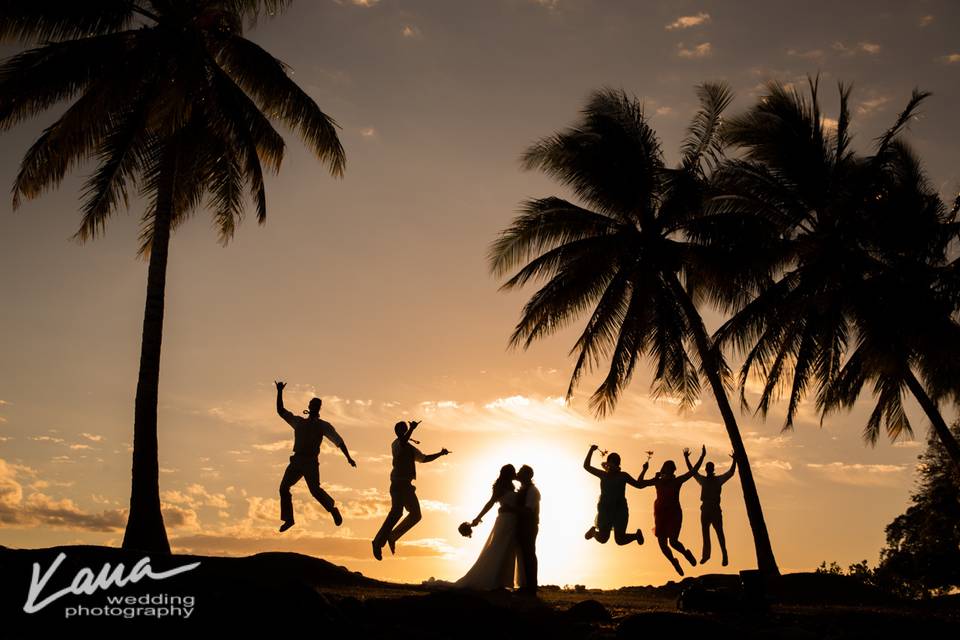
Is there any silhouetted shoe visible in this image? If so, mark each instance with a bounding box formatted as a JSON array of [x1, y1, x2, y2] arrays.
[[279, 520, 295, 533], [700, 554, 710, 564], [387, 536, 396, 555], [635, 528, 644, 545], [670, 558, 684, 576], [372, 541, 383, 561], [721, 555, 729, 567], [331, 507, 343, 526], [682, 549, 697, 566], [584, 527, 597, 540]]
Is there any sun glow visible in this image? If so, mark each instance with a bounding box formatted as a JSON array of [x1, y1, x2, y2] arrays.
[[451, 438, 599, 586]]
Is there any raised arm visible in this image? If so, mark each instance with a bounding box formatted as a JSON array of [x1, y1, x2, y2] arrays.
[[275, 380, 293, 423], [583, 445, 603, 478], [678, 445, 706, 482], [399, 420, 420, 444], [720, 453, 738, 483], [683, 446, 704, 481], [635, 461, 656, 488]]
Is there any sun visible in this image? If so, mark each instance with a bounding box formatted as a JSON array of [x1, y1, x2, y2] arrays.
[[452, 437, 599, 586]]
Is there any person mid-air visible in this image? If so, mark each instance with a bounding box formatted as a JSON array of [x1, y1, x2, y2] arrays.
[[372, 420, 450, 560], [582, 444, 645, 546], [274, 380, 356, 533], [687, 451, 738, 566]]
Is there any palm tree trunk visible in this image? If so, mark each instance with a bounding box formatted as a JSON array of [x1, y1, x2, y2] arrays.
[[121, 160, 175, 554], [904, 370, 960, 476], [671, 277, 780, 575]]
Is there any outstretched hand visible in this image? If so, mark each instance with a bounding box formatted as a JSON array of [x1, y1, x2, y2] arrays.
[[275, 380, 286, 392], [589, 444, 599, 452], [701, 444, 707, 457], [409, 420, 421, 429], [440, 448, 451, 456], [682, 447, 691, 457], [348, 457, 357, 468]]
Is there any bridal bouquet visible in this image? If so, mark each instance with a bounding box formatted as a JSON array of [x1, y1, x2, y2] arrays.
[[457, 522, 473, 538]]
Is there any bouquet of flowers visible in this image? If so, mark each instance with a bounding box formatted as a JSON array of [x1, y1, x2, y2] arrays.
[[458, 522, 474, 538]]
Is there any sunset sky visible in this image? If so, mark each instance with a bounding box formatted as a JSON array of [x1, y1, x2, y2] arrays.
[[1, 0, 959, 589]]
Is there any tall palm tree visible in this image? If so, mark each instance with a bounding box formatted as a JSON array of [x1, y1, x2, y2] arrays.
[[0, 1, 346, 552], [711, 78, 960, 475], [489, 85, 780, 575]]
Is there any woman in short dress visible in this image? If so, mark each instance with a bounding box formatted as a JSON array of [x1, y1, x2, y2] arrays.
[[640, 445, 705, 576], [582, 445, 645, 546]]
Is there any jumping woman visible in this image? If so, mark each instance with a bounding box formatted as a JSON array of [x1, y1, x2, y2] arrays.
[[582, 444, 645, 546]]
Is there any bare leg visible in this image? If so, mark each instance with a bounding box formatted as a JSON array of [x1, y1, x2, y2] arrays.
[[658, 536, 683, 576], [669, 537, 697, 566], [613, 524, 640, 546]]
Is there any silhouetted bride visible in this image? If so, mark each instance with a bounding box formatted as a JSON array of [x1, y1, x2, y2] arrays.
[[454, 464, 523, 590]]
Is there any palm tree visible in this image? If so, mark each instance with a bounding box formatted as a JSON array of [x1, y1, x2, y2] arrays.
[[0, 1, 346, 552], [711, 78, 960, 475], [489, 85, 780, 575]]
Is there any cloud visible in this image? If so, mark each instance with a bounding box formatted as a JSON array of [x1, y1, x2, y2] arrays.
[[338, 0, 381, 7], [806, 462, 906, 487], [655, 106, 673, 116], [253, 440, 289, 452], [531, 0, 560, 10], [79, 433, 103, 442], [677, 42, 712, 59], [31, 436, 65, 444], [666, 12, 711, 30], [941, 53, 960, 64], [832, 41, 881, 56], [359, 127, 377, 138], [401, 25, 421, 39], [69, 444, 92, 450], [919, 15, 934, 27], [753, 459, 796, 483], [857, 96, 890, 115], [822, 117, 839, 132]]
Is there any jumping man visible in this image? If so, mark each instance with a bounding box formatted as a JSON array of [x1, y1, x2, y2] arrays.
[[275, 380, 356, 533], [372, 420, 449, 560]]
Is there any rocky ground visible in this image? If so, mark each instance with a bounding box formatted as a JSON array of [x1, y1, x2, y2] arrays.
[[1, 545, 956, 638]]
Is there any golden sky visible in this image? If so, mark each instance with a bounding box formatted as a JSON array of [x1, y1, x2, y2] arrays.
[[1, 0, 959, 588]]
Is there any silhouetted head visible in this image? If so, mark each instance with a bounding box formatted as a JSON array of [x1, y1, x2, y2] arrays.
[[658, 460, 677, 479], [601, 452, 621, 472], [394, 421, 408, 438], [492, 464, 517, 497], [517, 465, 534, 485], [305, 398, 322, 417], [705, 461, 715, 476]]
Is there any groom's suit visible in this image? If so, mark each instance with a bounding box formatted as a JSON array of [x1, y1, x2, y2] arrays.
[[516, 481, 540, 593]]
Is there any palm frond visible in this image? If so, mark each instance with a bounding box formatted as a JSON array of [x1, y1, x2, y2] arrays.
[[0, 0, 136, 42]]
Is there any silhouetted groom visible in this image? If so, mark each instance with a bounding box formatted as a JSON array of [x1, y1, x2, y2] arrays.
[[275, 380, 356, 533], [372, 420, 449, 560], [516, 464, 540, 595]]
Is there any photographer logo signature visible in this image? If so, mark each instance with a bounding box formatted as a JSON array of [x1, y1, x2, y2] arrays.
[[23, 551, 201, 614]]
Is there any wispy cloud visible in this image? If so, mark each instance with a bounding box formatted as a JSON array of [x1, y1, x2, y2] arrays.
[[79, 433, 103, 442], [666, 12, 711, 31], [940, 53, 960, 64], [857, 95, 891, 115], [919, 15, 934, 27], [677, 42, 712, 59], [806, 462, 906, 487], [401, 25, 422, 39], [531, 0, 560, 10], [832, 41, 881, 56]]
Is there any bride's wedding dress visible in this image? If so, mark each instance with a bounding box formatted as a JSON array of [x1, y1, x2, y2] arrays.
[[454, 490, 526, 590]]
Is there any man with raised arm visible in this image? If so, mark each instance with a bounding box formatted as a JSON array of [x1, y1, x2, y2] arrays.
[[274, 380, 356, 533], [686, 450, 738, 566], [372, 420, 450, 560]]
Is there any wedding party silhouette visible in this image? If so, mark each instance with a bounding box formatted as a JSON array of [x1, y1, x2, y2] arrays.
[[372, 420, 450, 560], [274, 381, 356, 533]]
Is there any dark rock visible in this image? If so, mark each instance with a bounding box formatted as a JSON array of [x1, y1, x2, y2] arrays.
[[566, 599, 612, 623], [617, 612, 730, 638]]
